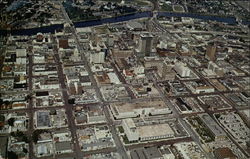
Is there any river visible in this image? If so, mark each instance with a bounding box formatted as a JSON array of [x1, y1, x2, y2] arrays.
[[0, 11, 249, 36]]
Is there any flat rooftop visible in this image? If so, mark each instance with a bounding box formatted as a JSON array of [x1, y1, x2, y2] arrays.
[[198, 113, 226, 137], [111, 100, 167, 112], [55, 141, 71, 151], [138, 123, 174, 138], [141, 33, 153, 38]]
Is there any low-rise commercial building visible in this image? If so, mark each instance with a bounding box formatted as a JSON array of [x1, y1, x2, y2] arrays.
[[173, 62, 191, 77], [111, 101, 171, 119], [198, 113, 227, 141], [122, 118, 175, 142]]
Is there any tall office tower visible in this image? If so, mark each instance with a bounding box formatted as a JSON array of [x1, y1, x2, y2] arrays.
[[205, 45, 217, 61], [138, 33, 154, 57]]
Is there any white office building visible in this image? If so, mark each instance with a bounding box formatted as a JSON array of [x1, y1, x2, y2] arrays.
[[122, 118, 139, 142], [137, 33, 154, 57], [174, 62, 191, 77]]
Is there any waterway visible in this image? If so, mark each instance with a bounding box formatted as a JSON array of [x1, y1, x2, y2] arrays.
[[0, 11, 249, 36]]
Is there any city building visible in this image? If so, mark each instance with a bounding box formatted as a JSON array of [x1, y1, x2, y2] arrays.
[[110, 100, 171, 119], [208, 61, 224, 76], [205, 45, 217, 61], [198, 113, 227, 141], [58, 38, 69, 49], [0, 136, 8, 159], [122, 118, 139, 142], [137, 33, 154, 57], [1, 2, 250, 159], [174, 142, 207, 159], [126, 21, 143, 31], [158, 60, 176, 80], [90, 51, 105, 64], [130, 147, 166, 159], [144, 56, 163, 69], [55, 141, 72, 154], [213, 147, 237, 159], [77, 125, 115, 151], [173, 62, 191, 77], [74, 105, 105, 125], [122, 118, 175, 142], [186, 81, 215, 94], [138, 123, 174, 141], [217, 112, 250, 147]]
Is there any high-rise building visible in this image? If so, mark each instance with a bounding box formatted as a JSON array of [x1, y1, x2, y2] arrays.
[[138, 33, 154, 57], [206, 45, 217, 61]]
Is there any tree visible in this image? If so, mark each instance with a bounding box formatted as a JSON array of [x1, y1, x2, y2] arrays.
[[0, 115, 5, 122], [8, 118, 15, 126], [7, 151, 18, 159], [0, 99, 3, 105], [22, 135, 29, 143], [10, 132, 16, 137], [3, 100, 11, 105], [32, 129, 48, 143], [25, 95, 32, 101], [32, 130, 40, 143], [118, 126, 124, 133], [16, 129, 24, 136], [23, 148, 28, 153]]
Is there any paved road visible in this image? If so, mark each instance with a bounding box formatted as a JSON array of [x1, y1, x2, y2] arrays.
[[126, 137, 192, 150], [27, 53, 36, 159], [14, 2, 248, 159], [147, 72, 213, 159], [110, 62, 136, 99], [51, 36, 82, 159], [60, 3, 129, 159], [151, 17, 249, 157], [145, 16, 217, 158], [188, 63, 250, 158]]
